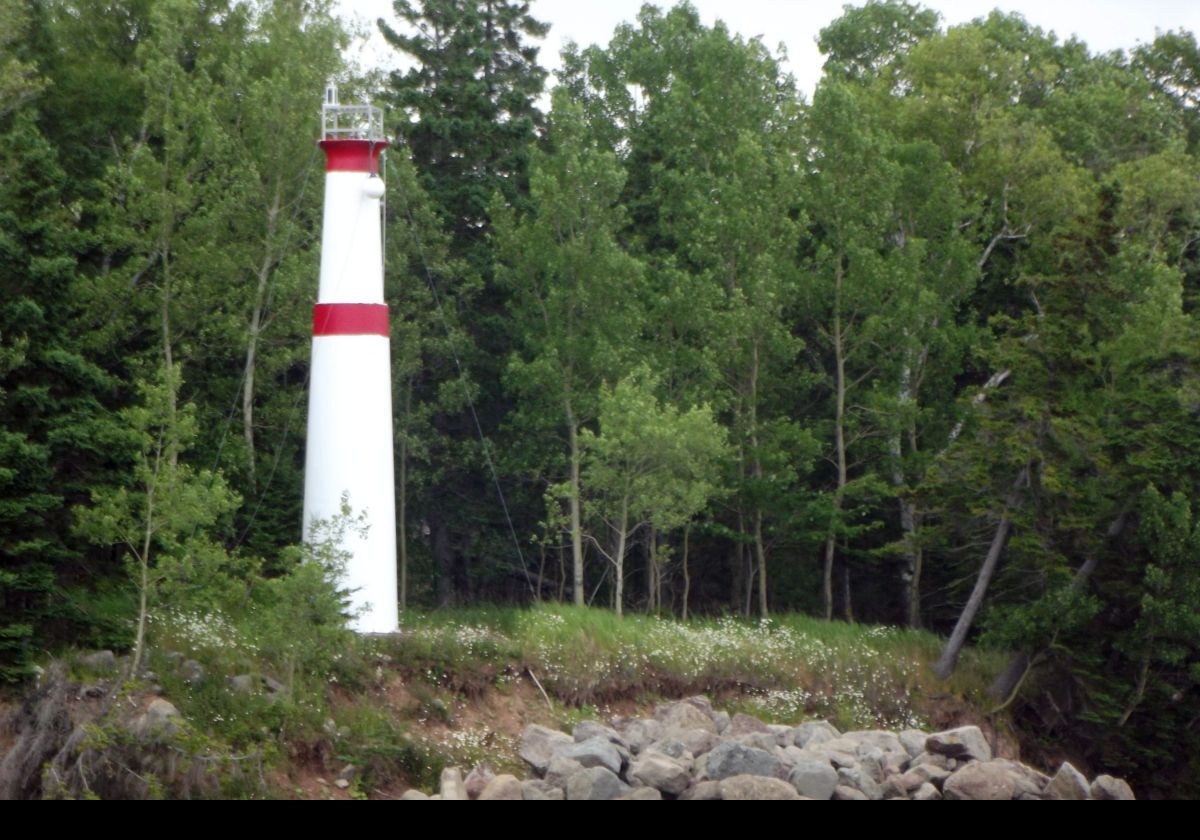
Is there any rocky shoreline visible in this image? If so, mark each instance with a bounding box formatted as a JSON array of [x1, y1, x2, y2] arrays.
[[410, 696, 1136, 801]]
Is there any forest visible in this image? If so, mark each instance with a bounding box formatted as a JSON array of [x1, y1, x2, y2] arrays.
[[1, 0, 1198, 793]]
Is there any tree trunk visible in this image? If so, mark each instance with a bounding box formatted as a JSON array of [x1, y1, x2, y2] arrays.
[[749, 339, 769, 619], [398, 379, 410, 611], [566, 408, 584, 607], [242, 188, 281, 478], [433, 513, 453, 607], [934, 471, 1027, 679], [824, 260, 848, 621], [681, 523, 691, 620], [614, 499, 628, 618]]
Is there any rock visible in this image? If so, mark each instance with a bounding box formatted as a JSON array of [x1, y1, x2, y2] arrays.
[[521, 779, 564, 800], [925, 725, 992, 762], [712, 711, 731, 733], [680, 780, 723, 800], [544, 754, 586, 789], [566, 766, 631, 801], [909, 751, 954, 771], [788, 757, 838, 800], [807, 737, 860, 769], [893, 763, 950, 793], [400, 789, 429, 801], [562, 736, 624, 775], [629, 752, 692, 796], [81, 684, 105, 699], [334, 779, 350, 790], [617, 786, 663, 800], [793, 720, 840, 748], [654, 727, 718, 758], [943, 761, 1017, 801], [734, 732, 779, 752], [322, 718, 339, 737], [80, 650, 117, 673], [519, 724, 574, 775], [1090, 774, 1135, 801], [705, 741, 783, 781], [440, 767, 467, 801], [336, 764, 357, 783], [478, 775, 523, 801], [229, 674, 256, 694], [611, 717, 663, 754], [766, 724, 793, 747], [726, 712, 771, 737], [899, 729, 927, 758], [844, 729, 906, 759], [131, 698, 181, 740], [719, 774, 801, 800], [263, 675, 285, 695], [833, 784, 870, 800], [653, 700, 718, 734], [838, 766, 883, 800], [1044, 761, 1090, 800], [857, 747, 885, 784], [990, 758, 1049, 798], [574, 720, 629, 750], [181, 659, 204, 684], [880, 777, 908, 799], [464, 763, 495, 799], [646, 736, 694, 763], [913, 782, 943, 801]]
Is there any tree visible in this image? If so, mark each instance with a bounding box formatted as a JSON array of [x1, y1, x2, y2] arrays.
[[494, 91, 645, 606], [575, 368, 729, 617]]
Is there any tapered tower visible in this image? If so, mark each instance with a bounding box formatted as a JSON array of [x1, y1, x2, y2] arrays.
[[302, 84, 397, 633]]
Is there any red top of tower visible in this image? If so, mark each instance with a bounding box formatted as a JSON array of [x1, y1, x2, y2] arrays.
[[320, 83, 387, 173], [319, 139, 389, 173]]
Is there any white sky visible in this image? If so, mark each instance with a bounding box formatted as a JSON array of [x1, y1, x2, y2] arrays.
[[339, 0, 1200, 98]]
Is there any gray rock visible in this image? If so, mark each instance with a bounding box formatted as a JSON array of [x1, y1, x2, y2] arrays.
[[833, 784, 871, 800], [181, 659, 204, 684], [726, 712, 771, 737], [734, 732, 779, 752], [788, 757, 838, 800], [680, 780, 723, 800], [899, 729, 927, 758], [925, 725, 992, 762], [838, 766, 883, 800], [845, 729, 907, 760], [400, 789, 429, 801], [653, 700, 718, 734], [808, 737, 860, 769], [82, 684, 105, 699], [913, 782, 943, 801], [629, 752, 692, 796], [766, 724, 793, 747], [991, 758, 1049, 798], [337, 764, 357, 783], [712, 711, 731, 733], [566, 766, 632, 801], [655, 726, 718, 757], [80, 650, 117, 673], [1044, 761, 1090, 800], [881, 777, 909, 799], [478, 774, 523, 800], [893, 763, 950, 793], [1090, 774, 1135, 801], [574, 720, 629, 749], [544, 753, 586, 789], [440, 766, 467, 801], [464, 763, 495, 799], [858, 747, 885, 783], [793, 720, 840, 748], [334, 778, 351, 790], [647, 736, 694, 763], [719, 774, 802, 800], [617, 786, 663, 800], [909, 751, 954, 771], [611, 717, 664, 754], [562, 736, 624, 775], [943, 761, 1017, 801], [521, 779, 564, 800], [263, 675, 286, 694], [519, 724, 574, 775], [705, 741, 783, 781], [229, 673, 256, 693], [131, 698, 181, 740]]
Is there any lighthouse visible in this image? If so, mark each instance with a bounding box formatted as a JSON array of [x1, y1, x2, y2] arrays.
[[302, 84, 398, 634]]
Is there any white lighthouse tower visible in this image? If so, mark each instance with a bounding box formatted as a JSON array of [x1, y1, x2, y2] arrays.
[[303, 84, 398, 634]]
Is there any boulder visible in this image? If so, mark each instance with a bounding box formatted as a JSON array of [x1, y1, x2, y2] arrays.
[[1090, 774, 1135, 801], [464, 763, 495, 799], [80, 650, 117, 673], [519, 724, 574, 775], [562, 736, 624, 775], [440, 766, 467, 801], [573, 720, 629, 750], [679, 780, 723, 800], [653, 700, 718, 735], [726, 712, 771, 737], [566, 766, 632, 801], [704, 741, 783, 781], [1044, 761, 1090, 801], [521, 779, 564, 800], [478, 775, 523, 801], [617, 786, 663, 800], [925, 725, 992, 762], [793, 720, 840, 748], [788, 757, 838, 800], [629, 752, 692, 796], [130, 698, 181, 740], [942, 761, 1016, 801], [400, 789, 429, 801], [913, 782, 942, 801], [719, 774, 802, 800]]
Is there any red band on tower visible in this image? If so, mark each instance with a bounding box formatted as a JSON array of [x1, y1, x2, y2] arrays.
[[313, 303, 389, 336], [319, 139, 389, 173]]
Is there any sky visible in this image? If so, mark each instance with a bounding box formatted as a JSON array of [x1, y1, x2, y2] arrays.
[[338, 0, 1200, 97]]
